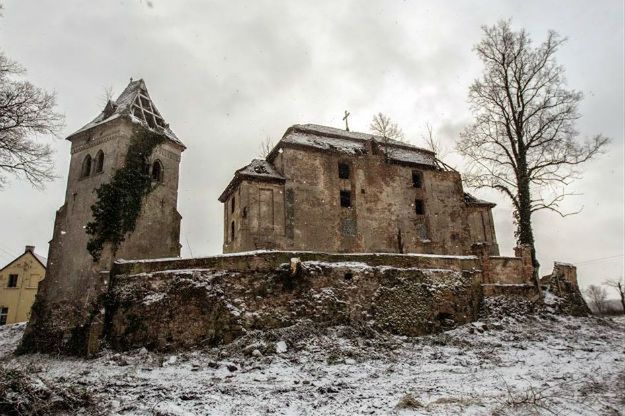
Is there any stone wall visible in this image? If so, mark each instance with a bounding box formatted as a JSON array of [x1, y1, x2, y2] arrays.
[[104, 258, 482, 352]]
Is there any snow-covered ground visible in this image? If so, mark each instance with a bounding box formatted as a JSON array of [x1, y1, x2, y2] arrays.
[[1, 306, 624, 415]]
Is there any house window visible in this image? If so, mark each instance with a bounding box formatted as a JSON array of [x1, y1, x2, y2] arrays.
[[7, 274, 18, 288], [230, 220, 235, 241], [0, 308, 7, 325], [80, 154, 92, 178], [231, 196, 236, 213], [415, 199, 425, 215], [340, 190, 351, 208], [152, 160, 163, 182], [338, 162, 350, 179], [95, 150, 104, 174], [412, 170, 423, 188]]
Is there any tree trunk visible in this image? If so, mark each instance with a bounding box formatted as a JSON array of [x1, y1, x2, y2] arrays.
[[517, 168, 542, 291]]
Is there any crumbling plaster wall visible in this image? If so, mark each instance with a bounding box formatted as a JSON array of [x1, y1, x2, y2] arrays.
[[230, 146, 491, 255]]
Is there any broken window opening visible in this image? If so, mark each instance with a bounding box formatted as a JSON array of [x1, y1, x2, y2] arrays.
[[0, 307, 7, 325], [340, 190, 351, 208], [412, 170, 423, 188], [415, 199, 425, 215], [230, 221, 235, 241], [231, 196, 236, 213], [338, 162, 350, 179]]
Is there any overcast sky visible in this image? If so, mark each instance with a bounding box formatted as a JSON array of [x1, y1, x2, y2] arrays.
[[1, 0, 623, 289]]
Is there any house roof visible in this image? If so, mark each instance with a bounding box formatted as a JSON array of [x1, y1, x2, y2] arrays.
[[218, 159, 285, 202], [268, 124, 437, 168], [67, 79, 185, 149], [0, 250, 47, 273], [464, 192, 496, 208]]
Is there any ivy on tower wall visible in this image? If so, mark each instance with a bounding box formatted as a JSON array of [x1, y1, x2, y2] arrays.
[[86, 127, 165, 261]]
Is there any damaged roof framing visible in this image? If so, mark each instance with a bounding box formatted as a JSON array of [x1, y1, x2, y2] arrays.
[[66, 79, 185, 149]]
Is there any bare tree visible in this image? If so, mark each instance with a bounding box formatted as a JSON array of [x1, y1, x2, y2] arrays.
[[0, 52, 64, 189], [584, 284, 608, 315], [98, 85, 115, 106], [258, 136, 274, 158], [604, 278, 625, 313], [458, 21, 609, 280], [370, 113, 405, 142], [370, 112, 407, 163]]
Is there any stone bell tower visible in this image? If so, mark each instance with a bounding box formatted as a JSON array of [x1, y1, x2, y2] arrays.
[[19, 79, 185, 355]]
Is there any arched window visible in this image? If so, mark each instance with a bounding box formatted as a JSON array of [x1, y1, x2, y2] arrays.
[[81, 154, 92, 178], [95, 150, 104, 174], [151, 160, 163, 182]]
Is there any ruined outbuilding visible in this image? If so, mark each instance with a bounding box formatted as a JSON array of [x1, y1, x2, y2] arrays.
[[19, 79, 185, 355], [219, 124, 499, 256]]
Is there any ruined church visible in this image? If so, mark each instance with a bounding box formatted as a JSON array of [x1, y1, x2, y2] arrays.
[[18, 78, 586, 356], [219, 124, 499, 256]]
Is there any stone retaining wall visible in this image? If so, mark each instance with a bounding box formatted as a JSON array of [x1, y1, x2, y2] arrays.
[[104, 259, 482, 352]]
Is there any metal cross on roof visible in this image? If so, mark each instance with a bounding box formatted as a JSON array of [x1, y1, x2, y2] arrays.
[[342, 110, 350, 132]]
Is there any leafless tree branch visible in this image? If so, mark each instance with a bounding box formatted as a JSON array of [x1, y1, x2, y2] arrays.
[[0, 52, 64, 189]]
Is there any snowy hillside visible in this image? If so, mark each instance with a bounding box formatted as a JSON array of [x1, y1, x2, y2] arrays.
[[1, 299, 624, 415]]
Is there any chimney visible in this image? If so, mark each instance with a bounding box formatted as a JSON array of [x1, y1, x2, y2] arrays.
[[25, 245, 35, 253]]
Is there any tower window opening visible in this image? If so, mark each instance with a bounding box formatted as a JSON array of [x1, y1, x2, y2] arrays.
[[152, 160, 163, 182], [80, 154, 92, 178], [95, 150, 104, 174]]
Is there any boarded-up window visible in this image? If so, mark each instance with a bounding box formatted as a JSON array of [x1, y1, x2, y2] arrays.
[[341, 218, 357, 236], [259, 189, 274, 227], [417, 223, 428, 240], [285, 189, 295, 239]]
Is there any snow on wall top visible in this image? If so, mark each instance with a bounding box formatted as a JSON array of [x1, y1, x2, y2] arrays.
[[67, 79, 185, 148], [276, 124, 437, 167]]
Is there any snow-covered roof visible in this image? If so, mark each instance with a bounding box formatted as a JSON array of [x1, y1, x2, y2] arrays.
[[67, 79, 185, 148], [218, 159, 285, 202], [464, 193, 496, 208], [270, 124, 437, 167]]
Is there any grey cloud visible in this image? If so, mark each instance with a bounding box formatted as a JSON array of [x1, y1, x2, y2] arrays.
[[0, 0, 622, 292]]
